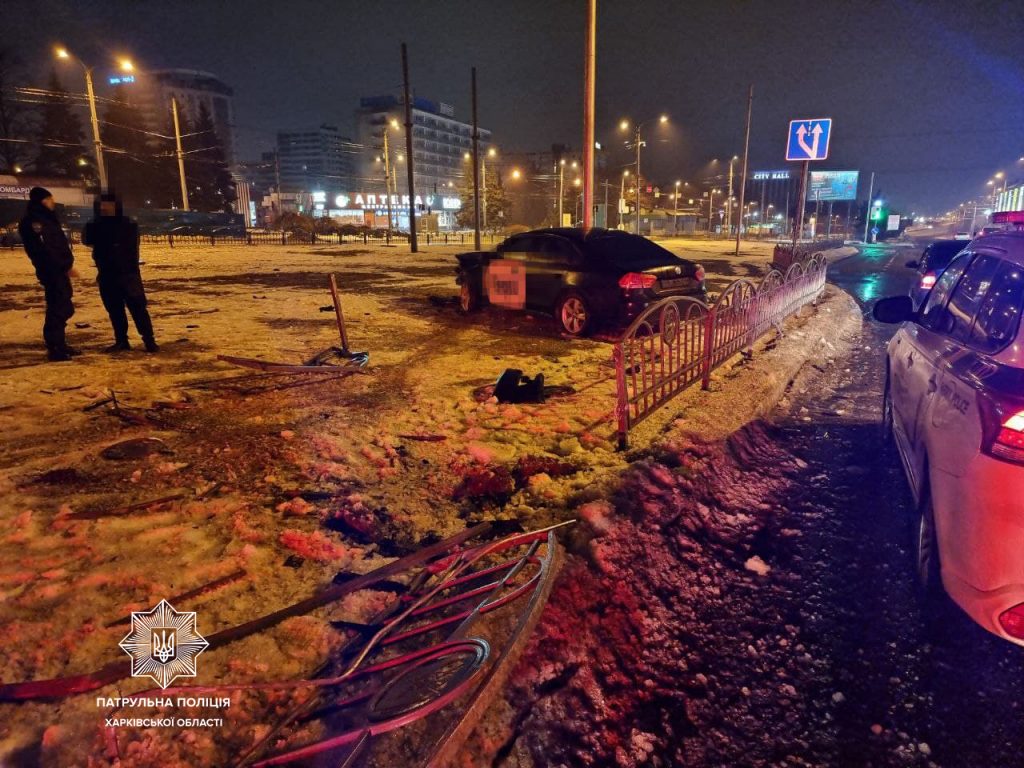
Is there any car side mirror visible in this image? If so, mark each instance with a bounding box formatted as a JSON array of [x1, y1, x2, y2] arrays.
[[905, 260, 919, 269], [872, 295, 916, 324]]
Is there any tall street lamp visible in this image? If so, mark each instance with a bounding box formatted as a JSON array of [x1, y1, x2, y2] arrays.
[[56, 47, 133, 190], [673, 180, 682, 235], [707, 188, 720, 232], [620, 114, 668, 235]]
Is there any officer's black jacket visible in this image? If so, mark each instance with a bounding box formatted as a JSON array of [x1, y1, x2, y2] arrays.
[[18, 201, 74, 281]]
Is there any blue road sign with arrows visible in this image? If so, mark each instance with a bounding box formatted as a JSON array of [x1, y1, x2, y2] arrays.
[[786, 118, 832, 161]]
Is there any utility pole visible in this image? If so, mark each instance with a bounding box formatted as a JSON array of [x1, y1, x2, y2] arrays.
[[735, 84, 753, 255], [171, 97, 189, 211], [401, 43, 418, 252], [635, 125, 642, 235], [471, 67, 481, 250], [619, 171, 628, 229], [673, 182, 680, 235], [582, 0, 596, 230], [382, 127, 393, 234], [558, 160, 565, 225], [83, 68, 106, 189], [862, 171, 875, 243], [708, 190, 716, 232]]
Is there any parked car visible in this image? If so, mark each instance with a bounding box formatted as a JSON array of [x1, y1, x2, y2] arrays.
[[873, 232, 1024, 645], [454, 227, 706, 336], [904, 239, 968, 309]]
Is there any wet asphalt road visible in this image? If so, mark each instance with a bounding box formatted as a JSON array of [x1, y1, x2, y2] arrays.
[[770, 243, 1024, 767]]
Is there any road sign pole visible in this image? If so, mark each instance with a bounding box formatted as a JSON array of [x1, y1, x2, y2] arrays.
[[793, 160, 809, 246], [862, 171, 875, 243]]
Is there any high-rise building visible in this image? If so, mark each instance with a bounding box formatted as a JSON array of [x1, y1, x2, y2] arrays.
[[276, 125, 356, 193], [133, 69, 236, 166], [354, 95, 491, 198]]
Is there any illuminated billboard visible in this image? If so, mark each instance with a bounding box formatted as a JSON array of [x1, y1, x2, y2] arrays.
[[807, 170, 858, 201]]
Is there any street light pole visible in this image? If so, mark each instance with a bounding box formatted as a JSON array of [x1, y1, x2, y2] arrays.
[[171, 97, 189, 211], [619, 170, 628, 229], [382, 127, 394, 235], [401, 42, 418, 252], [708, 189, 716, 232], [735, 83, 753, 255], [862, 171, 875, 243], [726, 157, 734, 238], [582, 0, 596, 231], [558, 159, 565, 225]]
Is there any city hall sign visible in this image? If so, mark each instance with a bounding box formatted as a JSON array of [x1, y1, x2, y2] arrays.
[[327, 192, 461, 212]]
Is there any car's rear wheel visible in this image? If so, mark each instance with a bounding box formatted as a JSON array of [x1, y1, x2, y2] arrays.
[[459, 280, 480, 313], [555, 290, 592, 337], [915, 492, 943, 597]]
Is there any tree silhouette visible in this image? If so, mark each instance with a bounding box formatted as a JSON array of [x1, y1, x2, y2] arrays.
[[185, 101, 235, 212], [34, 70, 85, 178]]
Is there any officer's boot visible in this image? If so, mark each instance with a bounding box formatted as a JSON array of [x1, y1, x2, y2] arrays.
[[105, 337, 131, 353], [47, 347, 72, 362], [143, 337, 160, 353]]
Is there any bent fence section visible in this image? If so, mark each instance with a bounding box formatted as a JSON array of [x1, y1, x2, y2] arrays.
[[614, 254, 827, 448]]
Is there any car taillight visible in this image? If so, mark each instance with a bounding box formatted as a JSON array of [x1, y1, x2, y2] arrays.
[[619, 272, 657, 290], [998, 603, 1024, 639], [980, 398, 1024, 464], [695, 264, 705, 283], [920, 272, 937, 290]]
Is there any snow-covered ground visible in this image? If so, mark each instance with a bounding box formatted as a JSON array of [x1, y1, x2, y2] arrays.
[[0, 236, 836, 766]]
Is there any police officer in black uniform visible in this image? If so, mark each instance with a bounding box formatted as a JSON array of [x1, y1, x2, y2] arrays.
[[83, 192, 158, 353], [18, 187, 78, 362]]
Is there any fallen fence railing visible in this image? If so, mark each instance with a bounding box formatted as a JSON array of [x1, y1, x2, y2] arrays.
[[614, 253, 827, 448]]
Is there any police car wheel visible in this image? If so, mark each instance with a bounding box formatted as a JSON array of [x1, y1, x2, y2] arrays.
[[556, 291, 592, 337], [915, 493, 942, 597]]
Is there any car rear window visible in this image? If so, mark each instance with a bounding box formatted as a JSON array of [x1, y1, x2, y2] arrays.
[[925, 241, 966, 270], [587, 234, 682, 269], [968, 260, 1024, 354]]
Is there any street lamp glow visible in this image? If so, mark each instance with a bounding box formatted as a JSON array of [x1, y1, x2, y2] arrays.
[[619, 119, 629, 132], [390, 119, 400, 129], [512, 168, 521, 179], [464, 152, 471, 161], [623, 169, 630, 177], [659, 114, 668, 124], [119, 58, 134, 72], [55, 47, 70, 60], [487, 147, 496, 157], [573, 178, 581, 187]]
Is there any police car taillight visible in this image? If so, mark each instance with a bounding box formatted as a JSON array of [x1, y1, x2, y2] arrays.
[[980, 399, 1024, 464], [920, 272, 937, 290], [998, 603, 1024, 639], [695, 265, 705, 283]]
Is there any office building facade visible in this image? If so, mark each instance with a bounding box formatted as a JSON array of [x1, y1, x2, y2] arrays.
[[276, 125, 357, 193]]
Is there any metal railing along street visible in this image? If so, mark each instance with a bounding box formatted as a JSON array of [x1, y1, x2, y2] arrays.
[[613, 253, 827, 448]]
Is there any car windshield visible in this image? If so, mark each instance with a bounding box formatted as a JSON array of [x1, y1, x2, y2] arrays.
[[586, 233, 682, 269], [926, 241, 968, 270]]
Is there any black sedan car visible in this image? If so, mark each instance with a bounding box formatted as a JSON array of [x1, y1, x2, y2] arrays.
[[905, 238, 968, 309], [455, 228, 706, 336]]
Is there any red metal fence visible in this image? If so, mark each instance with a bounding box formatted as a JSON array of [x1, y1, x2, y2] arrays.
[[614, 253, 827, 448]]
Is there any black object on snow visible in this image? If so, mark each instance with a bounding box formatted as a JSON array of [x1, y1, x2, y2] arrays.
[[493, 368, 545, 404]]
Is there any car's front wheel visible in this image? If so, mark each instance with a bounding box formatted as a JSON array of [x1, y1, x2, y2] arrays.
[[459, 280, 481, 313], [555, 290, 592, 337]]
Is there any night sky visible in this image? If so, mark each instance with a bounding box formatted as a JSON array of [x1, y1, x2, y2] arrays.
[[4, 0, 1023, 213]]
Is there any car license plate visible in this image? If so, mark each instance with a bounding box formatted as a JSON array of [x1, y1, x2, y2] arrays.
[[660, 278, 689, 288]]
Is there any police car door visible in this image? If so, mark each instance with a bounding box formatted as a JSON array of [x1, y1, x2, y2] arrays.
[[927, 253, 1002, 477], [893, 252, 971, 497]]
